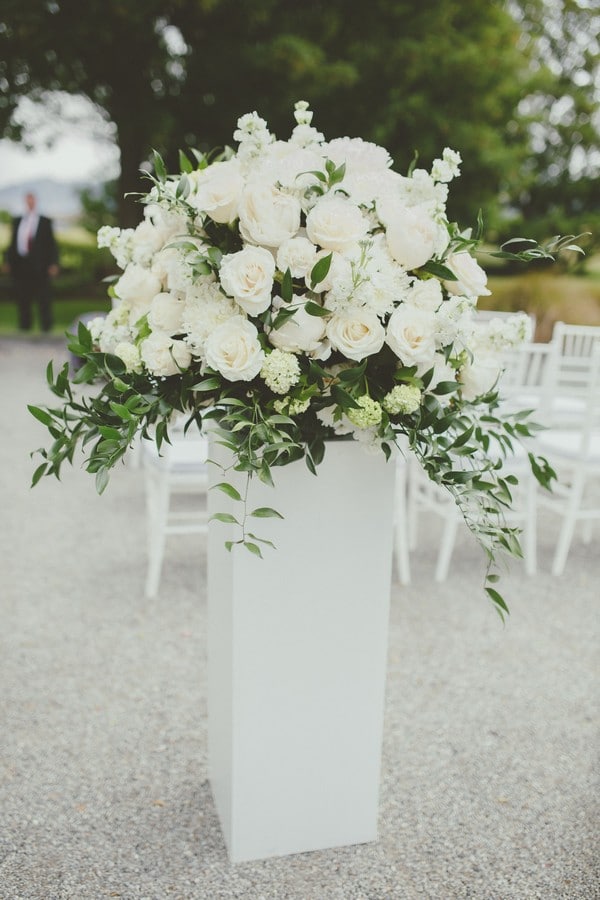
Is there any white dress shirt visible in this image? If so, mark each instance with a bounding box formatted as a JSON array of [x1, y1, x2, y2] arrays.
[[17, 213, 40, 256]]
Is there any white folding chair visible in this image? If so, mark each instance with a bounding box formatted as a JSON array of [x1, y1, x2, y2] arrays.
[[497, 341, 557, 421], [406, 444, 538, 581], [544, 322, 600, 427], [142, 425, 210, 597], [393, 442, 411, 585], [535, 345, 600, 576]]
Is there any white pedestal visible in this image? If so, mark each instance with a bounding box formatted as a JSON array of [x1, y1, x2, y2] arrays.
[[207, 439, 396, 862]]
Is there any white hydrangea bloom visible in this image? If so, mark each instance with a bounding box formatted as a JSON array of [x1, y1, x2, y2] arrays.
[[114, 341, 142, 374], [260, 349, 301, 394], [431, 148, 462, 184]]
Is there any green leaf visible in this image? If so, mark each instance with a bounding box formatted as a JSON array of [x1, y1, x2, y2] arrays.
[[281, 267, 293, 302], [31, 462, 48, 487], [243, 541, 263, 558], [421, 260, 458, 280], [152, 149, 167, 182], [249, 507, 284, 519], [191, 376, 221, 392], [331, 385, 360, 409], [28, 405, 53, 427], [95, 468, 110, 494], [179, 149, 194, 173], [212, 482, 242, 502], [210, 512, 240, 524], [304, 300, 329, 318], [309, 253, 332, 289], [485, 586, 509, 616]]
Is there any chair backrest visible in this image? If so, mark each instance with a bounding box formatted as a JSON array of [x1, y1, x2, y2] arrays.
[[546, 322, 600, 416]]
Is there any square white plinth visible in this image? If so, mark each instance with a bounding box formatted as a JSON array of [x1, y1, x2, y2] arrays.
[[207, 439, 396, 862]]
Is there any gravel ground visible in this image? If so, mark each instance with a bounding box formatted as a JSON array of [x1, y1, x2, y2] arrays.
[[0, 336, 598, 900]]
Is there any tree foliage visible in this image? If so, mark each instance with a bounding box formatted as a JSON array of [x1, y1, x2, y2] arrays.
[[1, 0, 597, 242]]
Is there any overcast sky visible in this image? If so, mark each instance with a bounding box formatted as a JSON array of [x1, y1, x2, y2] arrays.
[[0, 134, 120, 189]]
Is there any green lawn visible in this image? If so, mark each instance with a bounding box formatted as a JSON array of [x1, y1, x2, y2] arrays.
[[0, 297, 111, 336]]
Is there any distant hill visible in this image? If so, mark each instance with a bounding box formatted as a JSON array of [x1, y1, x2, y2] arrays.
[[0, 178, 90, 226]]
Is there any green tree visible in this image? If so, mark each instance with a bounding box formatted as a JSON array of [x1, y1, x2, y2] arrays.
[[1, 0, 597, 242]]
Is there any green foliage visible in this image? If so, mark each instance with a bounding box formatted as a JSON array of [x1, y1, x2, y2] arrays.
[[30, 318, 556, 619], [1, 0, 597, 235]]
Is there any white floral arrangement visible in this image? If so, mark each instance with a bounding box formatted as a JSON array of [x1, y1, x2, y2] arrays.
[[31, 101, 580, 614]]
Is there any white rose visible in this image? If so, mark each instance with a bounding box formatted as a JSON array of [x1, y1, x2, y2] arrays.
[[459, 355, 502, 401], [140, 331, 192, 377], [238, 183, 301, 247], [383, 205, 439, 270], [326, 309, 385, 361], [114, 264, 162, 306], [307, 250, 353, 293], [219, 246, 275, 315], [444, 252, 491, 297], [147, 292, 185, 336], [386, 306, 437, 366], [189, 159, 244, 224], [268, 297, 328, 355], [204, 315, 265, 381], [276, 237, 318, 279], [306, 197, 368, 253], [406, 278, 443, 312]]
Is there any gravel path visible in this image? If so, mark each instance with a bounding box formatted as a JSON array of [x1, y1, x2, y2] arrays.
[[1, 337, 598, 900]]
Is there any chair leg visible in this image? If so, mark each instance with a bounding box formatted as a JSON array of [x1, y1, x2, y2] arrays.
[[523, 475, 537, 577], [435, 512, 459, 582], [552, 470, 585, 577], [394, 461, 411, 585], [145, 474, 170, 597]]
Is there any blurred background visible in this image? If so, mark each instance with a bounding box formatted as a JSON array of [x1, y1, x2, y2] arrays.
[[0, 0, 598, 339]]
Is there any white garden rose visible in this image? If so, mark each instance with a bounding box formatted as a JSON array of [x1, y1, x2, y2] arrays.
[[268, 297, 329, 356], [459, 355, 502, 401], [382, 204, 439, 270], [148, 291, 185, 336], [305, 196, 369, 253], [444, 251, 491, 297], [326, 309, 385, 361], [276, 236, 318, 278], [406, 278, 443, 312], [238, 183, 301, 247], [386, 305, 437, 367], [114, 264, 162, 307], [189, 159, 244, 224], [140, 331, 192, 377], [204, 315, 265, 382], [219, 246, 275, 315]]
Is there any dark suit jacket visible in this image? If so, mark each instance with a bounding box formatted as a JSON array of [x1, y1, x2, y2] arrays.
[[6, 215, 59, 276]]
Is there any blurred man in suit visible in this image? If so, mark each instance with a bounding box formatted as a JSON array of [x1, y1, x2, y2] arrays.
[[5, 192, 59, 332]]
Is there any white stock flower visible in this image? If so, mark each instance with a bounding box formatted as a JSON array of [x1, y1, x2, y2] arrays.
[[204, 315, 265, 382], [276, 236, 318, 279], [326, 309, 385, 361], [140, 331, 192, 377], [182, 282, 238, 354], [219, 246, 275, 315], [431, 148, 462, 184], [238, 183, 301, 247], [188, 159, 244, 224], [386, 305, 437, 367], [383, 204, 439, 270], [444, 252, 491, 297], [97, 226, 135, 269], [306, 196, 369, 253], [148, 292, 185, 336], [268, 297, 329, 356]]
